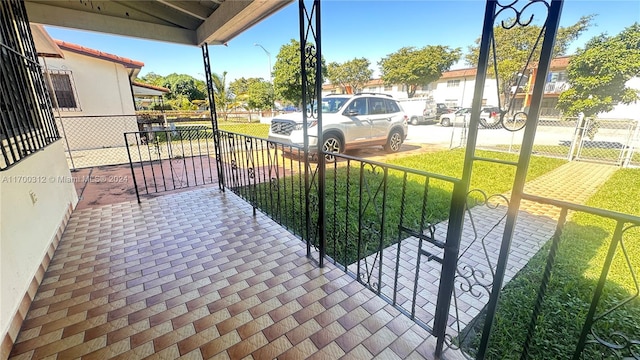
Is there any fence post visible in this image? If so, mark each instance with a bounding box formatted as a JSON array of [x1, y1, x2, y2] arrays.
[[568, 112, 584, 161]]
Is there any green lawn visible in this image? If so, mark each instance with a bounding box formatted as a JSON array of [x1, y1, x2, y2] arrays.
[[218, 123, 270, 138], [244, 149, 566, 266], [462, 168, 640, 359]]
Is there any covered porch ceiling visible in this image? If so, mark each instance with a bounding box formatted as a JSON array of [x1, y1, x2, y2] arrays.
[[24, 0, 294, 46]]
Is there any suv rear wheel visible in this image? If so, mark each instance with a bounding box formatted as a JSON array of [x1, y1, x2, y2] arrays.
[[322, 134, 342, 162], [384, 129, 403, 153]]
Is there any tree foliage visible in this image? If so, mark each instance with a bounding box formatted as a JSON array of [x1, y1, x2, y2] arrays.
[[326, 58, 373, 94], [273, 39, 326, 105], [465, 15, 593, 106], [557, 23, 640, 117], [246, 80, 274, 111], [161, 73, 206, 101], [379, 46, 461, 98], [211, 71, 234, 120]]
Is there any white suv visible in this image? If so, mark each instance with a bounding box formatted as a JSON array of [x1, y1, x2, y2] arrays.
[[268, 94, 408, 161]]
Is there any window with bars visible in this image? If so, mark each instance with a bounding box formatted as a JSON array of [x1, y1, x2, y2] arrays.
[[45, 71, 80, 110]]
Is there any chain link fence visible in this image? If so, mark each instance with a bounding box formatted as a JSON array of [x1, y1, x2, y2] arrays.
[[57, 115, 270, 169], [450, 117, 639, 167]]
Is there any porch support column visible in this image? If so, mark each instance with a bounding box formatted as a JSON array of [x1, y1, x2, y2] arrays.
[[299, 0, 325, 266], [202, 44, 225, 191], [476, 1, 564, 358]]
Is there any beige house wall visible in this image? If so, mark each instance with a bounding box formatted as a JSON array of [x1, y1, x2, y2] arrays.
[[0, 141, 78, 341]]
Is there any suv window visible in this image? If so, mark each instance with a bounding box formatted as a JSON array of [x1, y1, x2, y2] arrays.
[[321, 97, 349, 113], [385, 99, 400, 113], [368, 97, 387, 114], [345, 98, 368, 115]]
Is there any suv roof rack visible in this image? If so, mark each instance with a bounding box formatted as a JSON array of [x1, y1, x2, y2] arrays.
[[354, 92, 393, 98]]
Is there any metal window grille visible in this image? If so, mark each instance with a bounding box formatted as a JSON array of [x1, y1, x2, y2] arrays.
[[45, 70, 81, 110], [0, 0, 60, 170]]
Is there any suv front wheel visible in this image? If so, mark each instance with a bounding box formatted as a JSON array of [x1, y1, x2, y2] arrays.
[[322, 134, 343, 162], [384, 129, 403, 153]]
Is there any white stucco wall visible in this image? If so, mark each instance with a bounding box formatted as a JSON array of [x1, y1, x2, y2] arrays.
[[0, 141, 78, 339], [433, 77, 499, 108], [44, 51, 135, 116], [43, 52, 139, 149]]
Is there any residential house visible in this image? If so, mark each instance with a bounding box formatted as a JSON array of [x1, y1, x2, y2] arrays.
[[322, 79, 433, 99], [321, 68, 501, 107], [512, 56, 571, 117], [33, 25, 143, 150]]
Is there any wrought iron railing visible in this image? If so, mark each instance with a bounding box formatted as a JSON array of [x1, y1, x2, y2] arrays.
[[216, 129, 472, 336], [124, 128, 217, 202], [453, 193, 640, 359], [217, 130, 312, 241]]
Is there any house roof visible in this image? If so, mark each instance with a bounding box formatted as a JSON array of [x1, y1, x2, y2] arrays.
[[132, 81, 171, 96], [54, 40, 144, 68], [30, 24, 64, 58], [440, 67, 477, 79], [24, 0, 294, 47]]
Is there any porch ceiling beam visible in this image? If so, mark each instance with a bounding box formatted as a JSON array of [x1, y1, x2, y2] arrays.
[[196, 0, 292, 46], [112, 1, 201, 30], [24, 1, 197, 45], [157, 0, 211, 21]]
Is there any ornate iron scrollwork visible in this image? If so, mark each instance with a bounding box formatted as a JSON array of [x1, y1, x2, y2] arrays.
[[445, 189, 510, 351], [488, 0, 552, 132], [582, 224, 639, 359]]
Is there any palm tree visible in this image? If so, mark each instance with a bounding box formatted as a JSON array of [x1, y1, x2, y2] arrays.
[[210, 71, 233, 121]]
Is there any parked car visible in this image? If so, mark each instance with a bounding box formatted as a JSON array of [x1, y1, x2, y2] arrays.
[[439, 107, 472, 127], [436, 103, 454, 119], [479, 106, 502, 128], [439, 106, 504, 128], [268, 93, 409, 161]]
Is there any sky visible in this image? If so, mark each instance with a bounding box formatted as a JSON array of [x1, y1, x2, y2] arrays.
[[44, 0, 640, 83]]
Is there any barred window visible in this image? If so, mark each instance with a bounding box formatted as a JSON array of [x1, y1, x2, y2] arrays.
[[45, 70, 80, 110]]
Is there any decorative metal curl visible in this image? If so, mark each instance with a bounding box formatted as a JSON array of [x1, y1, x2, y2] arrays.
[[230, 159, 237, 171], [457, 189, 510, 283], [495, 0, 550, 29], [248, 168, 255, 179], [270, 177, 278, 191], [359, 220, 381, 288], [586, 330, 640, 359], [455, 264, 493, 298], [582, 224, 640, 358], [501, 111, 528, 132]]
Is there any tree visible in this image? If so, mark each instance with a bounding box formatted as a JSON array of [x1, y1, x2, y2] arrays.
[[246, 80, 274, 111], [557, 23, 640, 118], [326, 58, 373, 94], [211, 71, 233, 120], [273, 39, 326, 106], [379, 46, 461, 98], [465, 15, 593, 107], [151, 73, 206, 102], [139, 72, 164, 87]]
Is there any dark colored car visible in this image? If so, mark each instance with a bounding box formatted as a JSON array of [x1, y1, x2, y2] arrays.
[[436, 103, 454, 119]]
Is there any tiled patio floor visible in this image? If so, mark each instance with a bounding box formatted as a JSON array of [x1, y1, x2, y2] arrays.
[[9, 187, 465, 360]]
